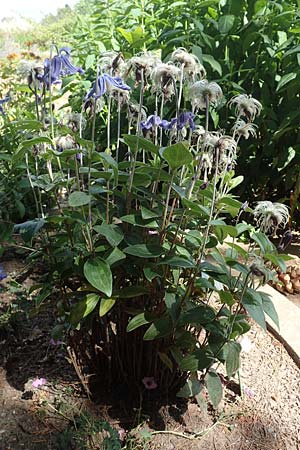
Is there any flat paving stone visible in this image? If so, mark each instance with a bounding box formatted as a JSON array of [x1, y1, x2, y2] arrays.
[[260, 284, 300, 366]]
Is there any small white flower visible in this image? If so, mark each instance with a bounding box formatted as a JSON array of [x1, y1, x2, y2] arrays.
[[229, 94, 262, 121], [253, 201, 289, 234], [188, 80, 223, 110]]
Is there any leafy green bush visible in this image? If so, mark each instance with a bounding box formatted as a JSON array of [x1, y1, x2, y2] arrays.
[[0, 43, 289, 409]]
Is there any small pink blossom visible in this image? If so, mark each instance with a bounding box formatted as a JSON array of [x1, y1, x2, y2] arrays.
[[244, 386, 256, 399], [142, 376, 158, 390], [118, 428, 126, 441], [32, 378, 47, 388], [49, 338, 63, 346], [148, 230, 158, 235]]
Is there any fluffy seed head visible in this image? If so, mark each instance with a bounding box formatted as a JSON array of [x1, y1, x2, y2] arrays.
[[229, 94, 262, 121], [188, 80, 223, 110], [253, 201, 289, 234]]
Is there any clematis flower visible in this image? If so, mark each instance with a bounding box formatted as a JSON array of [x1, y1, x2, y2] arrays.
[[253, 201, 289, 234], [140, 114, 163, 131], [277, 230, 293, 251], [84, 73, 131, 101], [0, 96, 10, 115], [188, 80, 223, 110], [43, 47, 84, 87], [0, 264, 7, 281], [142, 376, 158, 390], [229, 94, 262, 121], [32, 377, 47, 388]]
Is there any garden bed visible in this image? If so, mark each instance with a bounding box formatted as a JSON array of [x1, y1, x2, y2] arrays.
[[0, 256, 299, 450]]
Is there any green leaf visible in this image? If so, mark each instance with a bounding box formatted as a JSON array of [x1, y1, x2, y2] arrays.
[[85, 54, 96, 70], [114, 285, 148, 298], [160, 142, 193, 169], [180, 349, 213, 371], [276, 73, 297, 92], [124, 244, 164, 258], [159, 256, 195, 268], [143, 315, 173, 340], [105, 247, 126, 266], [121, 214, 159, 228], [250, 231, 275, 253], [99, 298, 116, 317], [177, 378, 202, 398], [69, 191, 92, 207], [219, 291, 235, 306], [202, 54, 222, 76], [69, 293, 100, 326], [158, 352, 173, 370], [14, 219, 45, 243], [122, 134, 159, 155], [205, 372, 223, 408], [218, 15, 235, 34], [180, 306, 215, 326], [260, 291, 280, 330], [94, 223, 124, 247], [84, 257, 112, 297], [242, 288, 266, 330], [141, 206, 161, 220], [224, 341, 241, 378], [165, 292, 180, 324], [126, 312, 154, 332]]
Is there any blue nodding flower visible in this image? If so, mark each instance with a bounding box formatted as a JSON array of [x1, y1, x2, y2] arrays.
[[140, 114, 163, 130], [176, 111, 195, 131], [0, 95, 10, 115], [0, 264, 7, 281], [84, 73, 131, 101], [277, 230, 293, 252], [140, 111, 195, 132], [43, 47, 84, 87]]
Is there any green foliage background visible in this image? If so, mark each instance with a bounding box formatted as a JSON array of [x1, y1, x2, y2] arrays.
[[67, 0, 300, 220]]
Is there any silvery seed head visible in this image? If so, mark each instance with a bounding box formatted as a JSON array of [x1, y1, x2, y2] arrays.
[[99, 51, 125, 76], [64, 113, 86, 132], [232, 119, 257, 139], [125, 53, 161, 84], [127, 102, 147, 125], [17, 59, 44, 90], [229, 94, 262, 121], [171, 48, 206, 80], [253, 201, 289, 234], [151, 63, 180, 99], [188, 80, 223, 110], [55, 134, 76, 151]]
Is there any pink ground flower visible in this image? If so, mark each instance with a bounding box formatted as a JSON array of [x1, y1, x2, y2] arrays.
[[244, 386, 256, 399], [49, 338, 63, 346], [32, 378, 47, 388], [142, 376, 158, 390]]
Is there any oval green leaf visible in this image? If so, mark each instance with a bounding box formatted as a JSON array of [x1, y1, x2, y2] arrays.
[[84, 257, 113, 297], [69, 191, 92, 207]]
